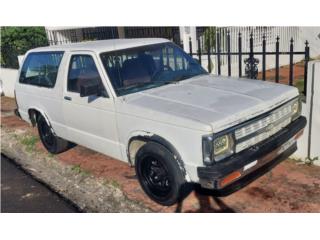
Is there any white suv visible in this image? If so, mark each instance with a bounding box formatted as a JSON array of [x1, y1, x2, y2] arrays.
[[15, 38, 306, 206]]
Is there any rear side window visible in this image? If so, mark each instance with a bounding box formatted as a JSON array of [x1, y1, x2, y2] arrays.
[[19, 51, 64, 88]]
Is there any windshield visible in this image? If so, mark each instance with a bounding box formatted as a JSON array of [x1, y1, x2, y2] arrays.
[[100, 42, 207, 96]]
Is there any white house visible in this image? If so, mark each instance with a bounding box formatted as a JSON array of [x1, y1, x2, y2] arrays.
[[45, 26, 320, 75]]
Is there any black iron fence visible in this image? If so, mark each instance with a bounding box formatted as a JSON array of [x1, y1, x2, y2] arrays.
[[188, 30, 310, 96], [124, 27, 181, 45]]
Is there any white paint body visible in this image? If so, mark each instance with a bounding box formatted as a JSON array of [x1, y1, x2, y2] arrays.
[[14, 39, 299, 182]]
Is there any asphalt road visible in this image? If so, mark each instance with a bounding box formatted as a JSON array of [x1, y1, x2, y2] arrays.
[[1, 154, 80, 213]]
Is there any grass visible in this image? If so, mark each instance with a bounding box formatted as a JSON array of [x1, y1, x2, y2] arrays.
[[19, 135, 39, 152], [304, 157, 319, 166], [293, 156, 319, 166], [294, 78, 305, 94], [47, 152, 55, 158], [71, 164, 91, 176], [71, 166, 121, 188], [103, 179, 121, 189]]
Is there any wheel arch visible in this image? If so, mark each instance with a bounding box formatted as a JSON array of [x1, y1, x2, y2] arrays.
[[127, 132, 187, 178], [27, 107, 53, 131]]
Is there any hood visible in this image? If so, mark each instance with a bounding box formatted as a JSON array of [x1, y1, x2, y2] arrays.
[[118, 74, 298, 132]]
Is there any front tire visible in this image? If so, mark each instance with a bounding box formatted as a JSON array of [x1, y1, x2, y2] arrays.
[[37, 114, 70, 154], [135, 142, 187, 206]]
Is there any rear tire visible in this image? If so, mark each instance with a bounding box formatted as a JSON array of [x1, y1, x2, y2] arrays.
[[37, 114, 70, 154], [135, 142, 187, 206]]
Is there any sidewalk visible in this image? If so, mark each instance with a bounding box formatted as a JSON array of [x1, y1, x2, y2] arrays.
[[1, 96, 320, 212]]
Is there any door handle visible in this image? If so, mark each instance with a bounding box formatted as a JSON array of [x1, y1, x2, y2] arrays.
[[64, 96, 72, 101]]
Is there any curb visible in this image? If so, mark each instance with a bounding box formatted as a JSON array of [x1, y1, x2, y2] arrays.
[[1, 127, 151, 213]]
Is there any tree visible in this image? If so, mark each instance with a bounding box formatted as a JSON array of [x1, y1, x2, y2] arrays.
[[203, 27, 216, 52], [1, 27, 48, 68], [203, 27, 216, 72]]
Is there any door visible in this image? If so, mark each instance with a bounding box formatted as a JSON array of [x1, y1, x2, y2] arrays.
[[62, 52, 122, 160]]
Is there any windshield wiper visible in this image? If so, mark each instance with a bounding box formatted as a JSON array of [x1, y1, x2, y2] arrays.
[[160, 74, 200, 85], [118, 81, 165, 95]]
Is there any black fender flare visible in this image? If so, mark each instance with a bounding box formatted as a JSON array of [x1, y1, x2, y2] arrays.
[[128, 134, 187, 177]]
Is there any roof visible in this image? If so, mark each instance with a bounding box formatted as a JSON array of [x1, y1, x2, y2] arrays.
[[30, 38, 170, 53]]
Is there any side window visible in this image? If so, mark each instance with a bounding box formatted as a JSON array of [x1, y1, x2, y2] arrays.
[[67, 55, 107, 96], [19, 52, 64, 88]]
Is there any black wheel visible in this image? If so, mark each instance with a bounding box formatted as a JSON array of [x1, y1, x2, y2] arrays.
[[135, 142, 186, 206], [37, 114, 70, 154]]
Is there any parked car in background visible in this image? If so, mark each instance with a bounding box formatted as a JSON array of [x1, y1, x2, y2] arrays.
[[14, 39, 306, 205]]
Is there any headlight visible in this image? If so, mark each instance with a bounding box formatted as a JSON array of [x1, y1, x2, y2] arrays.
[[214, 135, 230, 155], [213, 134, 234, 162], [292, 101, 299, 114], [291, 98, 301, 121], [202, 133, 234, 165]]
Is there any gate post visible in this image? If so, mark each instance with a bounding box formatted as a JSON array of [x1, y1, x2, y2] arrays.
[[304, 40, 310, 96], [289, 38, 294, 86], [216, 30, 221, 75], [244, 32, 259, 79], [275, 36, 280, 83], [238, 32, 242, 78], [227, 30, 231, 76], [197, 38, 202, 65], [262, 34, 266, 80]]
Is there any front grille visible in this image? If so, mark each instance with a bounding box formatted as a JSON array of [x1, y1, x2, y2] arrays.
[[235, 102, 293, 153]]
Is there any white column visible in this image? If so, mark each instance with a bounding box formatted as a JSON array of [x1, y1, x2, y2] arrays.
[[117, 27, 125, 39], [179, 26, 198, 54], [294, 60, 320, 165], [45, 28, 54, 45]]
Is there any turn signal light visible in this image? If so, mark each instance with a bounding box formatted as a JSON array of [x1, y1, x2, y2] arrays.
[[220, 171, 241, 188]]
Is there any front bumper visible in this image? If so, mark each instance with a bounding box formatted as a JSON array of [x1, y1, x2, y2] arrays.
[[197, 116, 307, 196]]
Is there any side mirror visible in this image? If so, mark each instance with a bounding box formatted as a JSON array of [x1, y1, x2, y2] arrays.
[[80, 81, 100, 97]]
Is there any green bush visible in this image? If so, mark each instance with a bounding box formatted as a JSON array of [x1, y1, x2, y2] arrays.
[[1, 27, 48, 69], [203, 27, 216, 52]]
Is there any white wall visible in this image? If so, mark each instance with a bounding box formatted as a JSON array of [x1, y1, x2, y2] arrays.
[[293, 60, 320, 165], [179, 26, 198, 54], [0, 68, 18, 98], [299, 27, 320, 58]]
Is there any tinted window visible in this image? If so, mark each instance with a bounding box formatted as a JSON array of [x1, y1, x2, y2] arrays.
[[100, 43, 207, 96], [19, 52, 64, 88], [67, 55, 106, 95]]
